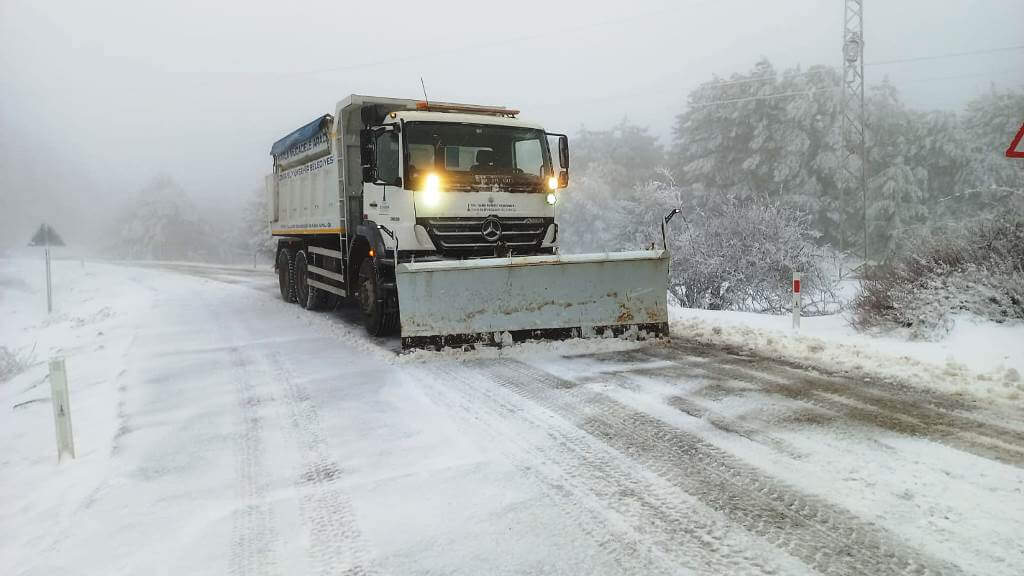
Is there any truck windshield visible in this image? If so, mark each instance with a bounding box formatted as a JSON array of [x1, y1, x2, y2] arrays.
[[404, 121, 551, 192]]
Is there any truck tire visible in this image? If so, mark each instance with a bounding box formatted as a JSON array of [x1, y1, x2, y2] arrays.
[[293, 250, 319, 310], [357, 258, 397, 336], [277, 248, 296, 303]]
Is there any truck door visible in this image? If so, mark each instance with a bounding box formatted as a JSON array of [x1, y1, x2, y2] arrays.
[[365, 128, 401, 225]]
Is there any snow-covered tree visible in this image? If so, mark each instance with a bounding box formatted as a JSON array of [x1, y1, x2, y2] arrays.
[[557, 121, 663, 253], [572, 119, 664, 193], [868, 159, 927, 258], [113, 175, 226, 261], [672, 61, 844, 244], [237, 187, 276, 262], [953, 87, 1024, 216]]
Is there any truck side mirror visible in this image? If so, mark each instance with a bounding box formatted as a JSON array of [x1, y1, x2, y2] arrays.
[[557, 135, 569, 188], [547, 132, 570, 188], [360, 128, 376, 183]]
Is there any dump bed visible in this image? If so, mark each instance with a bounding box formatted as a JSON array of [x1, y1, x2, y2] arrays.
[[266, 115, 342, 236]]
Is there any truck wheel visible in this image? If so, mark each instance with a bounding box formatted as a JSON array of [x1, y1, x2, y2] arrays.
[[358, 258, 397, 336], [277, 248, 296, 303], [294, 250, 319, 310]]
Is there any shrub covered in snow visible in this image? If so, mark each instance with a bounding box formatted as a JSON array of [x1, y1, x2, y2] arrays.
[[852, 214, 1024, 338], [623, 177, 844, 315], [0, 345, 34, 383]]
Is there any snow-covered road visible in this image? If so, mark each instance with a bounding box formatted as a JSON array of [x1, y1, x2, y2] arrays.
[[2, 258, 1022, 575]]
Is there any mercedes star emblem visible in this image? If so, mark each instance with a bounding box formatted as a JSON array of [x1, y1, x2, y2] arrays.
[[481, 218, 502, 242]]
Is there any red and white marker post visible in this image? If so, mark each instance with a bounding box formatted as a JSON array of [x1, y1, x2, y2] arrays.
[[1006, 122, 1024, 159], [792, 272, 801, 329]]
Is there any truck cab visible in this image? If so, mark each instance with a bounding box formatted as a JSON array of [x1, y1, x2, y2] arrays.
[[358, 104, 569, 259]]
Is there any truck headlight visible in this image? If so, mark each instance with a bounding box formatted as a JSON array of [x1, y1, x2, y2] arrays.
[[546, 193, 557, 205], [547, 176, 558, 190], [421, 172, 441, 206]]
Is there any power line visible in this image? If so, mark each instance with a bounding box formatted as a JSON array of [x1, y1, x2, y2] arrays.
[[866, 44, 1024, 66], [695, 44, 1024, 92], [693, 87, 837, 107], [281, 1, 712, 79], [698, 70, 827, 89], [900, 68, 1024, 85]]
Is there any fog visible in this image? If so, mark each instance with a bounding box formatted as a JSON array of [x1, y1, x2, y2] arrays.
[[1, 0, 1022, 253]]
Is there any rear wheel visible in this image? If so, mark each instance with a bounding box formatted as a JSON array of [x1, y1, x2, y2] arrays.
[[277, 248, 295, 303], [294, 250, 318, 310], [358, 258, 397, 336]]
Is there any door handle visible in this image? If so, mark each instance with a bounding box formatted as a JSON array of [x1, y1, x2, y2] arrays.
[[368, 202, 378, 208]]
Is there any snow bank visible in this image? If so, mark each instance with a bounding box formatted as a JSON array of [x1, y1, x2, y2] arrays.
[[669, 305, 1024, 404], [0, 257, 160, 571]]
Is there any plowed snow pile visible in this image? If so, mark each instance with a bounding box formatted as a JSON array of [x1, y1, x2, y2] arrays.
[[670, 305, 1024, 403]]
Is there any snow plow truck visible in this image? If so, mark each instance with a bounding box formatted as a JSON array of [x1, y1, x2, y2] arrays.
[[267, 94, 669, 349]]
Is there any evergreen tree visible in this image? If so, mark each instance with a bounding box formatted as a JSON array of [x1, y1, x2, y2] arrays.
[[868, 158, 927, 257], [557, 120, 663, 253], [114, 175, 226, 261], [956, 87, 1024, 215], [238, 187, 276, 262], [672, 61, 843, 243]]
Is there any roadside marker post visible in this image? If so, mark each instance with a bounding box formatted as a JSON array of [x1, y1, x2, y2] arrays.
[[1006, 122, 1024, 158], [28, 223, 66, 314], [49, 358, 76, 462], [45, 247, 52, 313], [792, 272, 801, 330]]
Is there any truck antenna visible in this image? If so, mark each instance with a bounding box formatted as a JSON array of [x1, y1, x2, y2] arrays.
[[420, 77, 429, 107]]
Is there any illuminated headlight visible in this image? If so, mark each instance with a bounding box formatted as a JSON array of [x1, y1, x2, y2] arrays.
[[547, 176, 558, 190], [421, 172, 441, 206], [546, 193, 558, 205]]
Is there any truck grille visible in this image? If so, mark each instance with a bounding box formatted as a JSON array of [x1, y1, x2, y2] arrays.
[[419, 217, 553, 256]]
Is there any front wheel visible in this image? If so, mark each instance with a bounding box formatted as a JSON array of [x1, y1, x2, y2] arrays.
[[357, 258, 397, 336]]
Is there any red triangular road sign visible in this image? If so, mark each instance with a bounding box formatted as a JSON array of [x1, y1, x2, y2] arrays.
[[1007, 122, 1024, 159]]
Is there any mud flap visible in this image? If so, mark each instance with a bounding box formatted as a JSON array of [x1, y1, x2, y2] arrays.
[[395, 250, 669, 349]]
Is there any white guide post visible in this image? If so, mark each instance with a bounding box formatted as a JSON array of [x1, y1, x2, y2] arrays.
[[45, 247, 53, 314], [792, 272, 801, 330], [49, 358, 76, 462]]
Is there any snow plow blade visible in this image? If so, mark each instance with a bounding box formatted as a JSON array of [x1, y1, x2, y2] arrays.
[[395, 250, 669, 349]]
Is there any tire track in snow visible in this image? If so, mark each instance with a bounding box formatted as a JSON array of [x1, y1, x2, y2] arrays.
[[662, 394, 807, 460], [228, 346, 282, 576], [423, 363, 810, 575], [475, 359, 964, 576], [573, 367, 807, 460], [638, 344, 1024, 468], [266, 350, 376, 576]]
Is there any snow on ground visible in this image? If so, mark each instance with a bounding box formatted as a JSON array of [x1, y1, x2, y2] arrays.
[[669, 305, 1024, 404], [3, 256, 1023, 575]]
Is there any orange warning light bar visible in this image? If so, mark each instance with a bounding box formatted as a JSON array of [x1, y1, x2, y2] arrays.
[[415, 101, 519, 117]]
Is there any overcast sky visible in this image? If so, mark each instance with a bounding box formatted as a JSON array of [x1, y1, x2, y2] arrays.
[[1, 0, 1022, 248]]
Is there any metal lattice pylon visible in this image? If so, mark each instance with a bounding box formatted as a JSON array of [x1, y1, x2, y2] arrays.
[[840, 0, 867, 262]]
